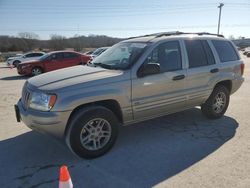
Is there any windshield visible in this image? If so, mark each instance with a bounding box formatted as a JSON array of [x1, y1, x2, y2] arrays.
[[92, 48, 105, 56], [91, 42, 149, 70]]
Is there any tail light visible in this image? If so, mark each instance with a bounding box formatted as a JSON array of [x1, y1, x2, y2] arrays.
[[240, 63, 245, 75]]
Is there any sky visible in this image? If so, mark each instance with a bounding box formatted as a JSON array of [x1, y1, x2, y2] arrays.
[[0, 0, 249, 39]]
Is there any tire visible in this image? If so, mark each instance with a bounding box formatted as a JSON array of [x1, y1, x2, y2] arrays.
[[66, 106, 119, 159], [31, 67, 43, 76], [13, 60, 21, 67], [79, 62, 87, 65], [201, 85, 230, 119]]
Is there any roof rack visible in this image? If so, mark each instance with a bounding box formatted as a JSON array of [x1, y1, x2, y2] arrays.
[[126, 33, 159, 40], [127, 31, 224, 40], [155, 31, 224, 38]]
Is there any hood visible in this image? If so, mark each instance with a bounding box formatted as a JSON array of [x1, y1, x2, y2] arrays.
[[27, 65, 124, 91], [8, 56, 21, 60], [7, 57, 15, 60]]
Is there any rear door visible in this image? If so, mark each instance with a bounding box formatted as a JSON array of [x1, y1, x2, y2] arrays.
[[132, 40, 187, 120], [184, 39, 218, 107], [43, 52, 64, 72], [61, 52, 81, 68]]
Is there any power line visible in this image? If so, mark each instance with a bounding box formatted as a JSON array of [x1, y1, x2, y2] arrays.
[[1, 24, 249, 32]]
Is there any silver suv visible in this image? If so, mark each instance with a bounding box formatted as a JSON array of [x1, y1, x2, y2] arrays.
[[15, 32, 244, 159]]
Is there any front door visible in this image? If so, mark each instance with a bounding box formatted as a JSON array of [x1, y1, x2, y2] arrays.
[[44, 52, 64, 72], [132, 41, 187, 121]]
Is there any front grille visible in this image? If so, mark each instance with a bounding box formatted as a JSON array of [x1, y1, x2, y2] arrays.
[[21, 84, 31, 110]]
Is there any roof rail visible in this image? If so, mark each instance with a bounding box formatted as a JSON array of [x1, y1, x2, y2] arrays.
[[155, 31, 224, 38], [127, 31, 224, 40], [126, 33, 159, 40]]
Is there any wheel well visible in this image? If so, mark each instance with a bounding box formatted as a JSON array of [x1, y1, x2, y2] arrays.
[[13, 60, 20, 66], [64, 99, 123, 136], [215, 80, 232, 93]]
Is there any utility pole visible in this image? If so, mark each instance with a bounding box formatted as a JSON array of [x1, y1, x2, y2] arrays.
[[217, 3, 224, 35]]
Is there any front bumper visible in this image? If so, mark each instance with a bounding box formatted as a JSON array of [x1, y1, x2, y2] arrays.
[[17, 67, 30, 75], [16, 99, 71, 139]]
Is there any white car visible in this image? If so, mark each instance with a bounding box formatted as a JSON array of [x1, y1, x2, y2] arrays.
[[90, 47, 109, 58], [6, 52, 45, 67]]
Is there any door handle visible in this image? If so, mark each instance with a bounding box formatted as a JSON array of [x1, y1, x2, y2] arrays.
[[210, 68, 219, 73], [172, 75, 185, 81]]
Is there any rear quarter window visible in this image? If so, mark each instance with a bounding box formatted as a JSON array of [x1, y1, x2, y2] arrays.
[[212, 40, 239, 62]]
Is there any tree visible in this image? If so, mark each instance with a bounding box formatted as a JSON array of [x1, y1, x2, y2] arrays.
[[17, 32, 39, 39], [49, 34, 67, 50]]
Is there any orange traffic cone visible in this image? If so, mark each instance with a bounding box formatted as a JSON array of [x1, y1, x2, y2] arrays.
[[59, 165, 73, 188]]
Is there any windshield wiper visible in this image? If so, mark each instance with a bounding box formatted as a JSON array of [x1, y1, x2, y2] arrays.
[[93, 63, 113, 69]]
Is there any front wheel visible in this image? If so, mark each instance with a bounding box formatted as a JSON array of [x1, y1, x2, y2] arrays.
[[201, 85, 230, 119], [31, 67, 42, 76], [66, 106, 119, 159]]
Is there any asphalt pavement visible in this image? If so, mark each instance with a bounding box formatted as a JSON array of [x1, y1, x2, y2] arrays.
[[0, 56, 249, 188]]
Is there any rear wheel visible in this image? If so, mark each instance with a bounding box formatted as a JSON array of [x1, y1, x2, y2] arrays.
[[201, 85, 230, 119], [66, 106, 119, 159], [31, 67, 42, 76]]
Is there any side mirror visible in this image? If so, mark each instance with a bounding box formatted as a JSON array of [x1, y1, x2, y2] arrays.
[[22, 55, 26, 58], [138, 63, 160, 77]]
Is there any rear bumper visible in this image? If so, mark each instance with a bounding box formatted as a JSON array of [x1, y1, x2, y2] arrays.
[[231, 77, 244, 94], [16, 99, 71, 139]]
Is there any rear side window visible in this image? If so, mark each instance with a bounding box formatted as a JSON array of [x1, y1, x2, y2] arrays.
[[185, 40, 214, 68], [64, 52, 78, 58], [212, 40, 239, 62], [25, 53, 43, 57], [201, 41, 215, 65], [51, 53, 63, 60]]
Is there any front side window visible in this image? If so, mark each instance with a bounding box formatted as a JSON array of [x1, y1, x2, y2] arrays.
[[91, 42, 149, 70], [212, 40, 239, 62], [24, 53, 34, 58], [144, 41, 182, 72], [25, 53, 43, 58], [34, 53, 44, 57]]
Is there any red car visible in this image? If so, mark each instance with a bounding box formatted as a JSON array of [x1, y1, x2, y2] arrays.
[[17, 51, 91, 76]]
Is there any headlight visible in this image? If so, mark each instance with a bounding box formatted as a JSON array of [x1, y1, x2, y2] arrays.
[[29, 92, 57, 111]]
